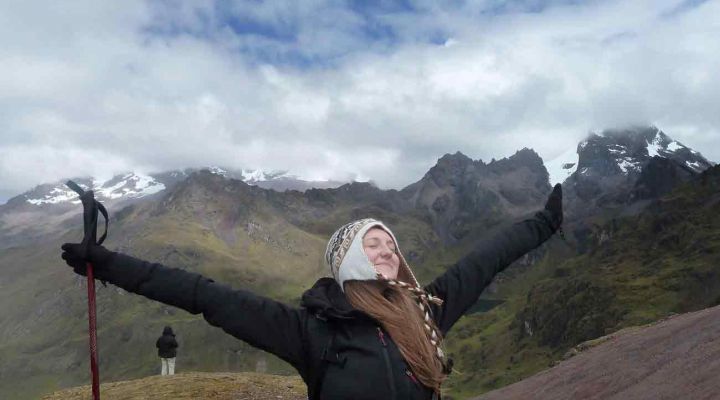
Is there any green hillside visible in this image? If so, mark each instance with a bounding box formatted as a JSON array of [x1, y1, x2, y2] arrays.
[[2, 166, 718, 399], [442, 165, 720, 397]]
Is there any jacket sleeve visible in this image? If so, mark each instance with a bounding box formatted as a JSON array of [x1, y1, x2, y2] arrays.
[[424, 209, 556, 335], [97, 253, 307, 370]]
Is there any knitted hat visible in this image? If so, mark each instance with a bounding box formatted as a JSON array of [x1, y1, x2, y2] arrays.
[[325, 218, 448, 362], [325, 218, 419, 290]]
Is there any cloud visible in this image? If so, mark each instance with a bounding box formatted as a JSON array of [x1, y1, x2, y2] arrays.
[[1, 0, 719, 203]]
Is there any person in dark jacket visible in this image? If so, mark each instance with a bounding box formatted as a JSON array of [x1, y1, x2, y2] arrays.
[[156, 326, 179, 376], [61, 184, 564, 399]]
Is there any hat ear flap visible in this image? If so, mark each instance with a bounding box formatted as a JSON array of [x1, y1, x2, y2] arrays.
[[397, 266, 413, 284]]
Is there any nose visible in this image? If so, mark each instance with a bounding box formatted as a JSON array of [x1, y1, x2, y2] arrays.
[[379, 246, 393, 258]]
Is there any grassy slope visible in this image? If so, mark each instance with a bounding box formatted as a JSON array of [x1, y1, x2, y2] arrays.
[[41, 372, 306, 400], [442, 167, 720, 398], [0, 177, 448, 399], [3, 168, 719, 399]]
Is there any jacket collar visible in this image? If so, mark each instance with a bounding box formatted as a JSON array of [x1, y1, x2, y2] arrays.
[[301, 278, 368, 320]]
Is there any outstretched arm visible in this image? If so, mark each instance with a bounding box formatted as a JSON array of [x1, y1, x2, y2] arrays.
[[61, 246, 307, 371], [425, 184, 563, 335]]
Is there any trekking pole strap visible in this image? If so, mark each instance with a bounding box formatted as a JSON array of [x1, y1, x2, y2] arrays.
[[66, 180, 107, 400]]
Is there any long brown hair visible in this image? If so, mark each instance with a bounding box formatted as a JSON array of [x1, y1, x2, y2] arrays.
[[344, 280, 446, 393]]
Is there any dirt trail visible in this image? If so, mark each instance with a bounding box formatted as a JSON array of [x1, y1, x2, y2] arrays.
[[475, 305, 720, 400]]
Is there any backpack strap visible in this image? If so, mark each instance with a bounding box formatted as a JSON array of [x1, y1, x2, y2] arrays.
[[308, 312, 346, 399]]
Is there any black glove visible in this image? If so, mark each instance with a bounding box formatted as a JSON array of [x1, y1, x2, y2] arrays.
[[544, 183, 563, 231], [61, 243, 116, 277]]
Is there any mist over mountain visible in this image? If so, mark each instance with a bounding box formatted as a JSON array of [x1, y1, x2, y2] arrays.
[[0, 125, 717, 399]]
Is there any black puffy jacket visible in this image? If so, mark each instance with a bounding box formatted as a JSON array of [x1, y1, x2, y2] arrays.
[[85, 210, 556, 399], [156, 326, 179, 358]]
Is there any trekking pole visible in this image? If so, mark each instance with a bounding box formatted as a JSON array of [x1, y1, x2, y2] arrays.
[[66, 180, 109, 400]]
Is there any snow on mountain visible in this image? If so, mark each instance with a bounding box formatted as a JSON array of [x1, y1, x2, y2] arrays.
[[206, 166, 230, 177], [546, 146, 580, 185], [24, 173, 166, 205], [641, 127, 708, 172], [11, 167, 338, 208], [95, 173, 166, 199], [25, 186, 82, 205], [544, 126, 713, 186], [241, 169, 294, 183], [646, 131, 664, 158], [241, 169, 270, 182], [202, 166, 292, 183], [12, 126, 713, 208]]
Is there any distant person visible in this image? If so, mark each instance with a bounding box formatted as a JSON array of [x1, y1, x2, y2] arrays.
[[61, 185, 563, 398], [156, 326, 178, 376]]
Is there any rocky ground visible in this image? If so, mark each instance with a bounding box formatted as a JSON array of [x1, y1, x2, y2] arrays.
[[474, 305, 720, 400]]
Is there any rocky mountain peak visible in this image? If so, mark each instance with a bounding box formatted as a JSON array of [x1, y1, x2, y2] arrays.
[[575, 126, 712, 179], [437, 151, 473, 164], [489, 148, 546, 173], [400, 148, 551, 244], [427, 151, 475, 187], [14, 172, 168, 209], [1, 167, 345, 211]]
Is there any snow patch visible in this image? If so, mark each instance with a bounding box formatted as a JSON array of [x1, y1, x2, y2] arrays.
[[95, 173, 165, 199], [686, 160, 704, 171], [241, 169, 292, 183], [545, 147, 579, 185], [666, 141, 685, 152], [608, 145, 625, 154], [242, 169, 268, 182], [617, 158, 640, 173], [25, 173, 164, 205], [646, 132, 664, 158], [207, 167, 229, 177], [26, 187, 81, 205]]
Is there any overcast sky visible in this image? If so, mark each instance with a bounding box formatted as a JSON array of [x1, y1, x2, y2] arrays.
[[1, 0, 719, 203]]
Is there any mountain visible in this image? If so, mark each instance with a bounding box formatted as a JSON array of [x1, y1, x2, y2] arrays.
[[400, 148, 550, 244], [548, 126, 715, 254], [1, 167, 342, 210], [555, 127, 712, 214], [0, 125, 717, 399], [0, 148, 554, 400], [442, 163, 720, 397], [547, 126, 712, 187], [0, 167, 344, 250]]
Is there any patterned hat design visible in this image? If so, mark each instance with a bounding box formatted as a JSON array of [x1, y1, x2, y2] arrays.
[[325, 218, 419, 289], [325, 218, 448, 362]]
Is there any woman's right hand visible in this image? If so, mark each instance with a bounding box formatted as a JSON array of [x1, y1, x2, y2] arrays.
[[543, 183, 563, 231], [61, 243, 115, 277]]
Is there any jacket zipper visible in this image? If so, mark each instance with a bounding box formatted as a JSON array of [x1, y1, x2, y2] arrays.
[[406, 369, 420, 386], [377, 327, 397, 400]]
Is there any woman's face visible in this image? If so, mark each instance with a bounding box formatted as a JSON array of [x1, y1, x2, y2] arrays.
[[362, 227, 400, 280]]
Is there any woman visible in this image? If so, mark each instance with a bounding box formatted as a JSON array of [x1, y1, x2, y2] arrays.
[[61, 184, 563, 399]]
